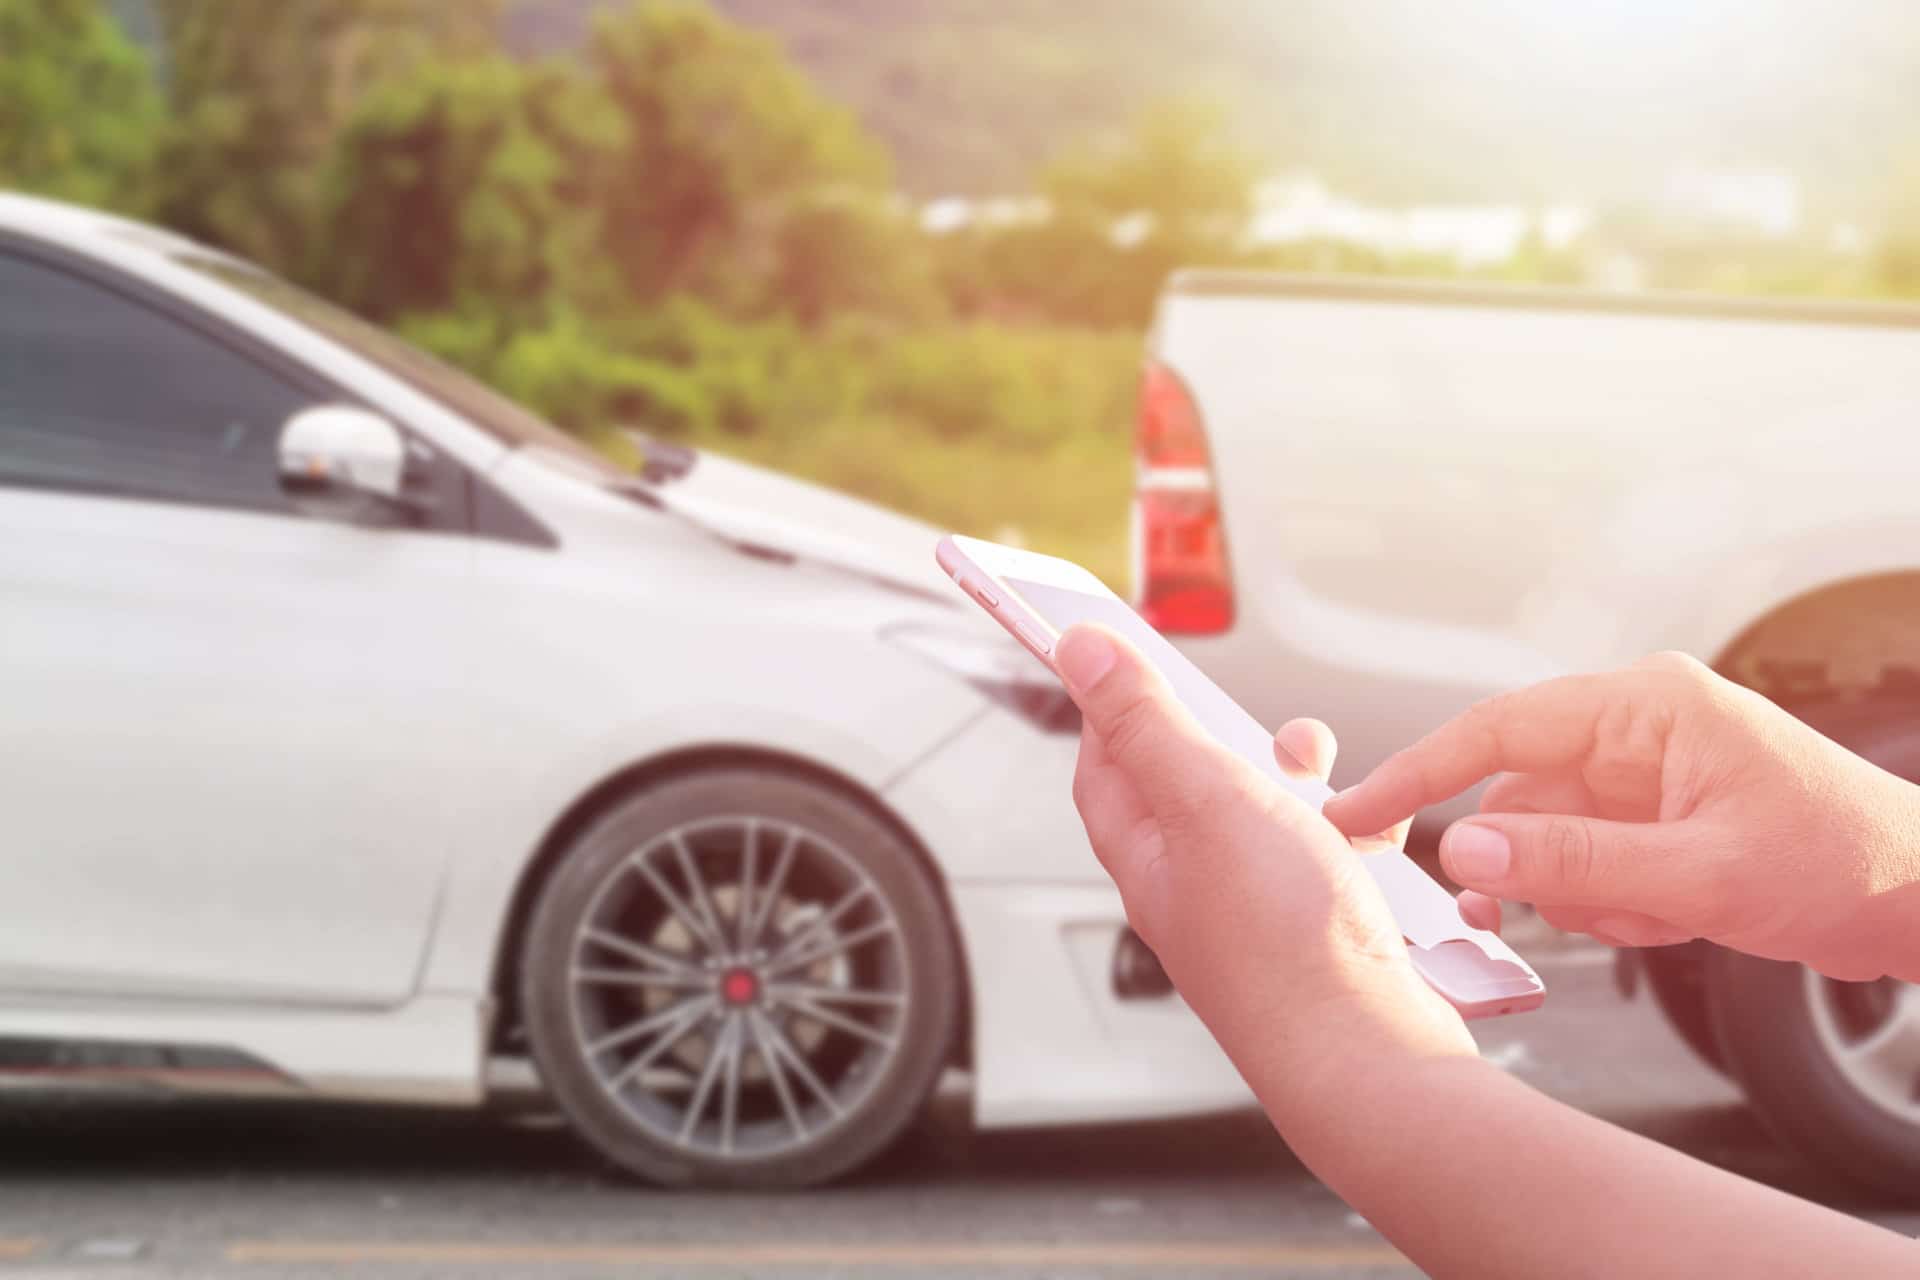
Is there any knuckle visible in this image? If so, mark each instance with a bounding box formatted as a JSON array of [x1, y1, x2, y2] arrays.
[[1642, 649, 1709, 684], [1539, 816, 1600, 892], [1099, 691, 1161, 765]]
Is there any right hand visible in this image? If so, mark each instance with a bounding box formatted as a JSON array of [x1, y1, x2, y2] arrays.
[[1324, 652, 1920, 982]]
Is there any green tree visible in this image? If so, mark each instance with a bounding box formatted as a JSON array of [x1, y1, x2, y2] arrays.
[[588, 1, 890, 308], [0, 0, 161, 212], [770, 192, 944, 328], [151, 0, 501, 272], [312, 57, 623, 325]]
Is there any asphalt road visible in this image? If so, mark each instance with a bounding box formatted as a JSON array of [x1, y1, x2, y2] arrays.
[[1, 947, 1915, 1279]]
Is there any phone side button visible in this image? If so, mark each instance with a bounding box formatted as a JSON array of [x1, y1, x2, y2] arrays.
[[969, 581, 1000, 607], [1012, 619, 1052, 656]]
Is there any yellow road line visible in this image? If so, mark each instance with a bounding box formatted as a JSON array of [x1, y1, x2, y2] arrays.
[[0, 1240, 39, 1260], [229, 1240, 1410, 1269]]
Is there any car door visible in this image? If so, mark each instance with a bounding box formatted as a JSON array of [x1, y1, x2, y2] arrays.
[[0, 245, 474, 1007]]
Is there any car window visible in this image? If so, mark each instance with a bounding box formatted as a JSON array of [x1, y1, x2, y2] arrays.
[[0, 251, 317, 512], [176, 256, 624, 477]]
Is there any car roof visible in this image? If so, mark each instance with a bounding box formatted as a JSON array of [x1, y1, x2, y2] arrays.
[[0, 191, 239, 270], [1168, 267, 1920, 331]]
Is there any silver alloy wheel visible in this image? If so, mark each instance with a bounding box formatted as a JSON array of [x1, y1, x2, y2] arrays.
[[1803, 968, 1920, 1122], [567, 816, 911, 1160]]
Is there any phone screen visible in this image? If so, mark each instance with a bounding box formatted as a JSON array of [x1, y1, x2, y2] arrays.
[[1003, 577, 1331, 811]]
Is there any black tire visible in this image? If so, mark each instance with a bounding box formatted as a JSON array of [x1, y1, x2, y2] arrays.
[[520, 768, 960, 1189], [1640, 939, 1726, 1074], [1707, 947, 1920, 1199], [1702, 696, 1920, 1200]]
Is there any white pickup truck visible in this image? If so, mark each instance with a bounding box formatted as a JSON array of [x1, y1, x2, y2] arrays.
[[1141, 270, 1920, 1197]]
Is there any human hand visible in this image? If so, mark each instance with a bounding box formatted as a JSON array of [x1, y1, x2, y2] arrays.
[[1055, 624, 1476, 1106], [1325, 652, 1920, 982]]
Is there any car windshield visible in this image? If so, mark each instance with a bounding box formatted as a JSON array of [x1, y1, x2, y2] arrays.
[[175, 255, 624, 476]]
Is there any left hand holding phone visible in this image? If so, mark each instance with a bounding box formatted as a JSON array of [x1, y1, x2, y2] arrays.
[[1053, 623, 1479, 1116]]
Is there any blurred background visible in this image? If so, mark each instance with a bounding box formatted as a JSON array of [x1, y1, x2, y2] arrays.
[[14, 0, 1920, 585], [6, 2, 1920, 1276]]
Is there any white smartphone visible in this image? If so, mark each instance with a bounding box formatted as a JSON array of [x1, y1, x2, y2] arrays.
[[937, 533, 1544, 1019]]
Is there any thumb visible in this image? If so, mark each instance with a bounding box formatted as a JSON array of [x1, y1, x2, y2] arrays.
[[1438, 813, 1711, 918], [1055, 623, 1226, 822]]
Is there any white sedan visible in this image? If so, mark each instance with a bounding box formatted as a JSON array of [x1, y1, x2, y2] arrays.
[[0, 194, 1248, 1187]]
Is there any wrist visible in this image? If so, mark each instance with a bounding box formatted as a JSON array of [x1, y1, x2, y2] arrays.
[[1255, 1019, 1499, 1193], [1225, 959, 1480, 1137]]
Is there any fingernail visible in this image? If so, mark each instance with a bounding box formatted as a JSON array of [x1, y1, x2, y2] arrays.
[[1443, 822, 1510, 884], [1056, 627, 1117, 692]]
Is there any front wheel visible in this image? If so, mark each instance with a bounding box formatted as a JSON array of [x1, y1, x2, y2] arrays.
[[520, 769, 960, 1188]]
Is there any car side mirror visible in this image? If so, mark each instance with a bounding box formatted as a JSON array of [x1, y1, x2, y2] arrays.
[[278, 406, 408, 506]]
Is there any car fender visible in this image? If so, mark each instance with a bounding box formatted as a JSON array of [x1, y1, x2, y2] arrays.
[[420, 688, 983, 999]]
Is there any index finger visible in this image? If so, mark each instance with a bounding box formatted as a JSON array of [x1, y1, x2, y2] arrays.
[[1321, 672, 1614, 838]]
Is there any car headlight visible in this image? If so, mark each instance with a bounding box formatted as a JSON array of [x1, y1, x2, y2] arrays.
[[885, 623, 1080, 734]]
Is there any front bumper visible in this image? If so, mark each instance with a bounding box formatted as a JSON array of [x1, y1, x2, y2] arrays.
[[885, 710, 1254, 1128]]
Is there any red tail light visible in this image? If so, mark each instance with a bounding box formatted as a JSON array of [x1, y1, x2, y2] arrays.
[[1132, 361, 1233, 633]]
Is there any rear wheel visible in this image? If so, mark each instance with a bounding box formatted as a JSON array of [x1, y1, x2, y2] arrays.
[[1705, 698, 1920, 1199], [520, 769, 959, 1188], [1708, 950, 1920, 1197]]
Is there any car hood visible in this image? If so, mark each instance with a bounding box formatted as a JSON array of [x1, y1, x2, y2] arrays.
[[630, 449, 958, 607]]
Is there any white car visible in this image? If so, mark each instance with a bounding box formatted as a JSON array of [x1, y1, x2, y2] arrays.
[[0, 194, 1249, 1188], [1141, 269, 1920, 1197]]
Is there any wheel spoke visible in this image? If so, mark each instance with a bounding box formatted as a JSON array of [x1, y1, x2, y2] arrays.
[[718, 1012, 746, 1154], [744, 827, 799, 949], [765, 983, 906, 1009], [670, 832, 729, 956], [784, 995, 898, 1050], [1846, 989, 1920, 1087], [604, 1001, 712, 1093], [580, 927, 698, 977], [760, 1013, 843, 1118], [629, 848, 725, 955], [676, 1014, 736, 1145], [589, 994, 715, 1058], [735, 821, 758, 953], [572, 966, 709, 991], [767, 918, 898, 976], [747, 1010, 807, 1140], [766, 883, 875, 970]]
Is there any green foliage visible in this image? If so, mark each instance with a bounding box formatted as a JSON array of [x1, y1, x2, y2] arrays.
[[0, 0, 161, 212], [770, 193, 947, 328], [151, 0, 502, 272], [863, 324, 1135, 449], [587, 1, 890, 307], [313, 57, 621, 323], [21, 0, 1148, 583], [707, 322, 1140, 587], [493, 320, 710, 438]]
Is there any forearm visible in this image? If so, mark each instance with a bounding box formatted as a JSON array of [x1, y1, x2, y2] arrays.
[[1256, 1050, 1915, 1279]]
